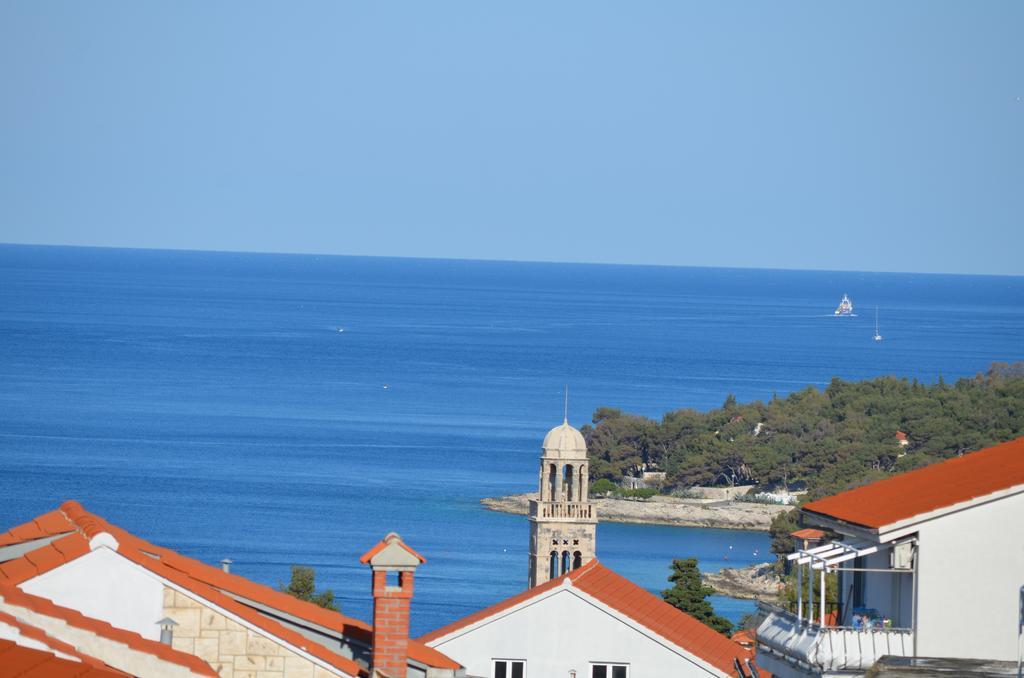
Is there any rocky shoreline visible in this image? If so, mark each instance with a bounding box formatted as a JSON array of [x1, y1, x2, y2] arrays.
[[702, 562, 785, 601], [480, 492, 790, 532]]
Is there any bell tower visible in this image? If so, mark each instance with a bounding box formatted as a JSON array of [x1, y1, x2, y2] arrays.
[[528, 418, 597, 588]]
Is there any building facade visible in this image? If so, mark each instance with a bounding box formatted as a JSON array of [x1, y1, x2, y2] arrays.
[[756, 436, 1024, 677], [422, 560, 754, 678]]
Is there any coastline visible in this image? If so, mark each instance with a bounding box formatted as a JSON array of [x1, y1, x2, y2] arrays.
[[480, 492, 790, 532], [702, 562, 785, 601]]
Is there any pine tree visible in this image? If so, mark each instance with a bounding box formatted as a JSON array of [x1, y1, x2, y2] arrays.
[[661, 558, 733, 635], [281, 565, 339, 611]]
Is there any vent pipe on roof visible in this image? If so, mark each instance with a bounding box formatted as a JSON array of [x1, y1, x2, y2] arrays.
[[220, 558, 233, 573], [157, 617, 178, 645]]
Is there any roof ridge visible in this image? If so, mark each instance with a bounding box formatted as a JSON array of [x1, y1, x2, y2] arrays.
[[4, 502, 461, 674], [803, 435, 1024, 529], [420, 559, 751, 676], [0, 583, 217, 676], [111, 539, 365, 677], [0, 638, 127, 678], [571, 562, 751, 675], [0, 607, 127, 674], [418, 559, 600, 644]]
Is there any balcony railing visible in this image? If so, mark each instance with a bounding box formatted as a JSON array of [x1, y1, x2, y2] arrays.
[[528, 500, 594, 520], [756, 602, 914, 674]]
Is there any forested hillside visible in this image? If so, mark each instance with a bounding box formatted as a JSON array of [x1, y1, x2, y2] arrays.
[[582, 362, 1024, 498]]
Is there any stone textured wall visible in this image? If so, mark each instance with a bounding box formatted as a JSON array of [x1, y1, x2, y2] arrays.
[[528, 520, 597, 587], [162, 587, 343, 678]]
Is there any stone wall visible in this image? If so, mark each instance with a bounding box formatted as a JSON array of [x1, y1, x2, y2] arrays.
[[162, 587, 343, 678]]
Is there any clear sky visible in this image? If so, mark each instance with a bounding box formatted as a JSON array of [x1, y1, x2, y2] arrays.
[[1, 2, 1021, 275]]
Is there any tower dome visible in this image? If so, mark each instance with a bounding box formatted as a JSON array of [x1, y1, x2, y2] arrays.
[[542, 420, 587, 458]]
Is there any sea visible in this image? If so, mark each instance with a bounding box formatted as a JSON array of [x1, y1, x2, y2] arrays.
[[1, 244, 1021, 636]]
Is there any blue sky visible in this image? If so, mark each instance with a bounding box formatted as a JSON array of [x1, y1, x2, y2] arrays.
[[1, 2, 1021, 275]]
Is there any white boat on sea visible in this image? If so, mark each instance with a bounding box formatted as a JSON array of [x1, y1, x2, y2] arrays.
[[834, 294, 854, 316], [873, 307, 883, 341]]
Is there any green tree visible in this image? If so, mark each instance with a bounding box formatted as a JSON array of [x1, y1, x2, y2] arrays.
[[661, 558, 733, 635], [281, 565, 338, 611], [768, 508, 800, 573], [589, 478, 618, 496], [583, 362, 1024, 501]]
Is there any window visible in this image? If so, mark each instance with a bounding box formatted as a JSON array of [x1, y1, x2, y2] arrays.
[[591, 663, 628, 678], [493, 659, 525, 678]]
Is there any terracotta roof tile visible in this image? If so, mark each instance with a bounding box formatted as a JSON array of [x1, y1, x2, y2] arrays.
[[803, 436, 1024, 529], [75, 515, 455, 671], [420, 560, 752, 676], [0, 609, 123, 673], [0, 510, 74, 548], [2, 502, 460, 675], [419, 561, 581, 645], [23, 543, 65, 573], [790, 528, 826, 540], [0, 556, 38, 583], [0, 639, 125, 678], [0, 584, 217, 677], [50, 533, 90, 562]]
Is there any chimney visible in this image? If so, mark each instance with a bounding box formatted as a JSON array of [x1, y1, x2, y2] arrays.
[[156, 617, 178, 645], [359, 532, 425, 678], [220, 558, 233, 573]]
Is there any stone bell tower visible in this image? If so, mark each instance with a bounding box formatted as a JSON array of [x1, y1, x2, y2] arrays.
[[528, 418, 597, 588]]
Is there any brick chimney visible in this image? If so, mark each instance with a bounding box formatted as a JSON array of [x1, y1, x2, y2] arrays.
[[359, 532, 425, 678]]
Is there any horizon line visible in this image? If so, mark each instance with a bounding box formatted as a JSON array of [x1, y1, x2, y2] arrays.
[[1, 240, 1020, 280]]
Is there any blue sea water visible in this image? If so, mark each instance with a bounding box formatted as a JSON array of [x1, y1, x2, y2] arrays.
[[0, 245, 1021, 635]]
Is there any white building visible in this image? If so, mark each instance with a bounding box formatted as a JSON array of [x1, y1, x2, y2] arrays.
[[0, 501, 464, 678], [420, 559, 755, 678], [756, 435, 1024, 676], [421, 419, 757, 678]]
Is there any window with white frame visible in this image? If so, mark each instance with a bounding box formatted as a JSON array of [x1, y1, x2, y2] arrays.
[[492, 659, 525, 678], [591, 663, 628, 678]]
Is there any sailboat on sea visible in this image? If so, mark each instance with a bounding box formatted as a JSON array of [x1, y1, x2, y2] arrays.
[[873, 307, 883, 342]]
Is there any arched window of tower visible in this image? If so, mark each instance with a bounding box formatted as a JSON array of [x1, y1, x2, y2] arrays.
[[549, 551, 558, 580], [548, 463, 557, 502], [561, 550, 571, 575], [563, 464, 574, 502], [573, 551, 582, 569]]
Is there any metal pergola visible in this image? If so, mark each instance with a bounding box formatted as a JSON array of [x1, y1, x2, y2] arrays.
[[786, 540, 885, 627]]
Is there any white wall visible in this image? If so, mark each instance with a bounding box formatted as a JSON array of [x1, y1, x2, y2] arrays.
[[21, 547, 165, 641], [429, 587, 727, 678], [914, 490, 1024, 662]]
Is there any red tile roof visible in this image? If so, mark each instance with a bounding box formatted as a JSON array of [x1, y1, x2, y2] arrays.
[[895, 431, 908, 442], [0, 608, 122, 672], [0, 502, 459, 674], [419, 560, 753, 676], [0, 584, 217, 677], [790, 528, 826, 540], [0, 533, 88, 584], [0, 639, 128, 678], [0, 510, 74, 547], [803, 436, 1024, 530], [731, 628, 755, 648]]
